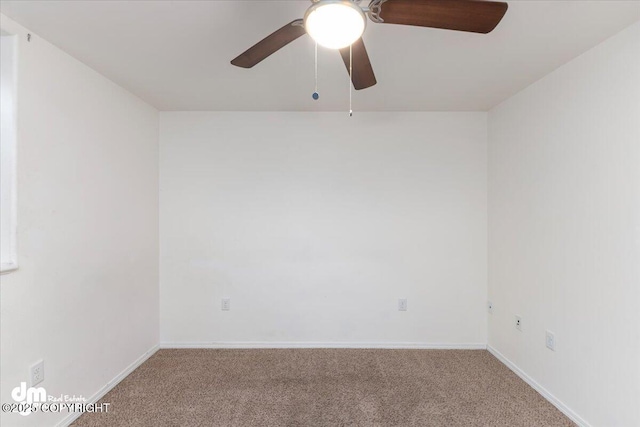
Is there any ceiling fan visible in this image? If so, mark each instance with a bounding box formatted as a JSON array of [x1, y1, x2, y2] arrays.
[[231, 0, 509, 90]]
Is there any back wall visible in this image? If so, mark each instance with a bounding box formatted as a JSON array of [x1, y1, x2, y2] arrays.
[[159, 112, 487, 347]]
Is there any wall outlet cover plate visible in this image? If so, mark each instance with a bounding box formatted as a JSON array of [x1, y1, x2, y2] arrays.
[[30, 360, 44, 386], [546, 330, 556, 351]]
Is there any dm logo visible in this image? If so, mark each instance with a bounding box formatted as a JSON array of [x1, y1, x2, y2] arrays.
[[11, 382, 46, 416]]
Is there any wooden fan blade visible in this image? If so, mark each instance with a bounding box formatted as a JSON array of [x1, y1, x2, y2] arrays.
[[339, 38, 377, 90], [231, 20, 306, 68], [376, 0, 508, 34]]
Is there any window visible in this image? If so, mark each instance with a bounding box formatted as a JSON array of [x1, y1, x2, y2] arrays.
[[1, 32, 18, 273]]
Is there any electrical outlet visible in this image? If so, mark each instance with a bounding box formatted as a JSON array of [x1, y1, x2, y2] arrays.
[[487, 301, 493, 314], [546, 330, 555, 351], [398, 298, 407, 311], [515, 315, 522, 331], [221, 298, 231, 311], [30, 360, 44, 386]]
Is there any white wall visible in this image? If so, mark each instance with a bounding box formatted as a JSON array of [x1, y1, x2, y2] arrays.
[[0, 15, 159, 427], [160, 112, 488, 347], [488, 22, 640, 427]]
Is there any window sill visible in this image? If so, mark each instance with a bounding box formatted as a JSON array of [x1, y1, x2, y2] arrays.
[[0, 262, 18, 274]]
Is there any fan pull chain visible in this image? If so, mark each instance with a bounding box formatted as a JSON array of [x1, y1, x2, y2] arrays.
[[312, 42, 319, 101], [349, 44, 353, 117]]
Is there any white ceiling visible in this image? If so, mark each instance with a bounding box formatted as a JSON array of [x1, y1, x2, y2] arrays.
[[1, 0, 638, 111]]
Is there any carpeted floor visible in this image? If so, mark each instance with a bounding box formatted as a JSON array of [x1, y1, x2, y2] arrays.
[[73, 349, 574, 426]]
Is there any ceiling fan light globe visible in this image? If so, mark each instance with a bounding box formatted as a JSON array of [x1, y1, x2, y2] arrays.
[[304, 1, 366, 50]]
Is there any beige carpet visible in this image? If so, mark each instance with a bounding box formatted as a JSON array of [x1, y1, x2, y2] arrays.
[[73, 349, 573, 427]]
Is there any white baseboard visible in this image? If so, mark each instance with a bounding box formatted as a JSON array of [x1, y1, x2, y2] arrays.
[[56, 344, 160, 427], [487, 345, 590, 427], [160, 341, 487, 350]]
